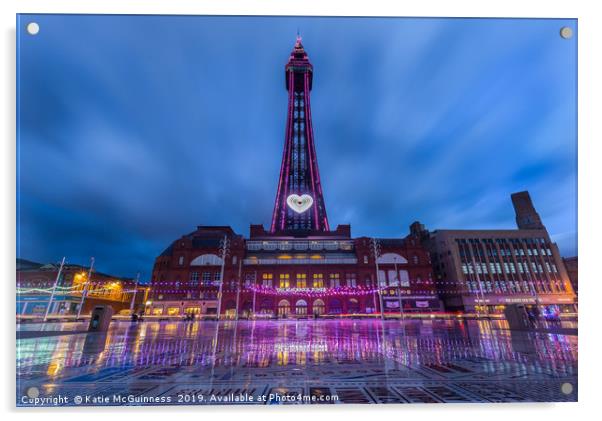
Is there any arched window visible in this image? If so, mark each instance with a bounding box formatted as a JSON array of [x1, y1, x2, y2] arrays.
[[260, 299, 273, 314], [377, 253, 408, 264], [348, 298, 360, 313], [313, 299, 325, 315], [328, 298, 342, 314], [295, 299, 307, 315], [190, 254, 223, 266], [278, 299, 291, 316]]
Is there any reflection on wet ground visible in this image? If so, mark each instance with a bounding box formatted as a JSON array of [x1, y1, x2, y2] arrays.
[[17, 319, 577, 405]]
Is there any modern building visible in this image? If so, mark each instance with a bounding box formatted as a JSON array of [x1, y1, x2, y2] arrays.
[[16, 258, 148, 316], [563, 257, 578, 294], [411, 191, 577, 315], [148, 38, 441, 318]]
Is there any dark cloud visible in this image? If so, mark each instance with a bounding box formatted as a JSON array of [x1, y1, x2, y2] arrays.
[[17, 15, 577, 277]]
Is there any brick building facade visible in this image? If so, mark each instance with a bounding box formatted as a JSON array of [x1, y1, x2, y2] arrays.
[[148, 225, 441, 318]]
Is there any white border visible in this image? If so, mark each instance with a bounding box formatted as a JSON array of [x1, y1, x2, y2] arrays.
[[2, 0, 601, 420]]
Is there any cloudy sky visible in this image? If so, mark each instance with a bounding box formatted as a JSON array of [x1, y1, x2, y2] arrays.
[[17, 15, 577, 278]]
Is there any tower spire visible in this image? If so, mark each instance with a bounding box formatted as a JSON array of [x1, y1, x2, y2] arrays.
[[270, 38, 330, 233]]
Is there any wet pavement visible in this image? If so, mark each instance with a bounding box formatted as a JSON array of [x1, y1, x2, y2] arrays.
[[16, 319, 577, 406]]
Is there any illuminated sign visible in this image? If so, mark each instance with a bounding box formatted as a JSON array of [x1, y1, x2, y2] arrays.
[[286, 194, 313, 214], [275, 287, 326, 294]]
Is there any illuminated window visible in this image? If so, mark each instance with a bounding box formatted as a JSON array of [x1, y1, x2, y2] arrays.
[[167, 307, 180, 316], [279, 273, 290, 288], [296, 273, 307, 288], [329, 273, 340, 288], [312, 274, 324, 288], [184, 307, 200, 315], [262, 273, 273, 287]]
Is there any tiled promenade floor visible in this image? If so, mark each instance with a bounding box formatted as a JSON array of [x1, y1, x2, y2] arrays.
[[16, 319, 577, 406]]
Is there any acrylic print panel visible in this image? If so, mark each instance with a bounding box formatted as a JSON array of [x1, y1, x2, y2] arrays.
[[16, 14, 577, 407]]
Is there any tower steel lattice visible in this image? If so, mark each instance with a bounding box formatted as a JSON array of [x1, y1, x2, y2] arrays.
[[270, 36, 330, 233]]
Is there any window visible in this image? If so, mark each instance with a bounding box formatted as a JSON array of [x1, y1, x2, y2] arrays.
[[313, 273, 324, 288], [377, 270, 386, 287], [214, 272, 221, 283], [190, 272, 199, 285], [262, 273, 273, 287], [412, 255, 419, 264], [279, 273, 290, 288], [296, 273, 307, 288], [244, 273, 255, 287], [346, 273, 357, 287], [202, 272, 212, 285], [363, 255, 369, 264], [387, 270, 398, 286], [329, 273, 340, 288], [178, 256, 184, 265], [232, 256, 237, 265]]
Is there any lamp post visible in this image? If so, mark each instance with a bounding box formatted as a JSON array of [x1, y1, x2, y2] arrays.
[[76, 257, 95, 319], [252, 270, 257, 318], [129, 272, 140, 314], [371, 238, 384, 320], [395, 257, 404, 321], [44, 257, 66, 322], [145, 300, 152, 315], [235, 259, 242, 321], [216, 235, 229, 321]]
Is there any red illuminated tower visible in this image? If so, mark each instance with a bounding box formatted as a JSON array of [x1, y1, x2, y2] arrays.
[[270, 36, 330, 233]]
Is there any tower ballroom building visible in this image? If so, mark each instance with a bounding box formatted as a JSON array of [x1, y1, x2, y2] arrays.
[[148, 38, 442, 318]]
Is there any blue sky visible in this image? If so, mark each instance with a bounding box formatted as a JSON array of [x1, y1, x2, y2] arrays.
[[17, 15, 577, 278]]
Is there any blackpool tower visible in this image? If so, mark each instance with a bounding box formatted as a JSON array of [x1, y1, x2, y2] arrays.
[[270, 36, 330, 233]]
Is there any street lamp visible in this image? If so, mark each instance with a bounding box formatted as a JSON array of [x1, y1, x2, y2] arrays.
[[371, 238, 384, 320], [394, 257, 405, 321]]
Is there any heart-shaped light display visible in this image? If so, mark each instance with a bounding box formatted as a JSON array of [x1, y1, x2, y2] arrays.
[[287, 194, 314, 214]]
